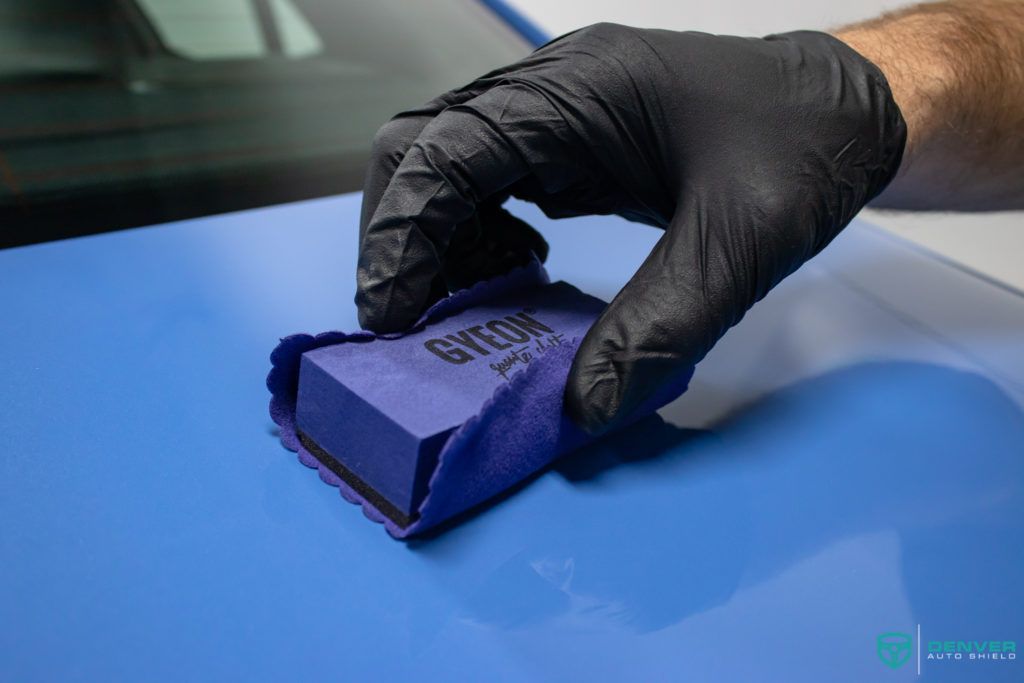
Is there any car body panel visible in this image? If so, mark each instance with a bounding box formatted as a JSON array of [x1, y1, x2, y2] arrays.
[[1, 191, 1022, 682]]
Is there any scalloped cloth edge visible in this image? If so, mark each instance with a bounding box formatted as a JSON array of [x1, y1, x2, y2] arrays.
[[265, 259, 693, 538]]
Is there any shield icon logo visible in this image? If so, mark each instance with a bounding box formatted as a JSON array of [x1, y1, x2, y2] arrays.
[[877, 632, 912, 669]]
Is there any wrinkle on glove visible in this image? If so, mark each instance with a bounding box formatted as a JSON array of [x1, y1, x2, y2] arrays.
[[268, 261, 693, 538], [355, 24, 907, 436]]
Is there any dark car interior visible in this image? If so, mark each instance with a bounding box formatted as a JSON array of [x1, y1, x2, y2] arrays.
[[0, 0, 529, 247]]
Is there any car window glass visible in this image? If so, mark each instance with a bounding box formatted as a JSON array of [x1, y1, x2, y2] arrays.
[[135, 0, 323, 60], [270, 0, 322, 58], [0, 0, 119, 77], [0, 0, 532, 247], [136, 0, 267, 60]]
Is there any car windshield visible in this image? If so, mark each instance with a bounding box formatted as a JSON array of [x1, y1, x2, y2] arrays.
[[0, 0, 531, 247]]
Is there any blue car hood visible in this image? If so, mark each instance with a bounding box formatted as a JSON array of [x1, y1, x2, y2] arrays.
[[1, 192, 1022, 681]]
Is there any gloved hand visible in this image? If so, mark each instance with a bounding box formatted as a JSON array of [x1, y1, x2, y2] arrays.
[[356, 24, 906, 434]]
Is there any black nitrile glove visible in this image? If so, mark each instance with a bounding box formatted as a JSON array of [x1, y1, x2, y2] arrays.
[[356, 24, 906, 434]]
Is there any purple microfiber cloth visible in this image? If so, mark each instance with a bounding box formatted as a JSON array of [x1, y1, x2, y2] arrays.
[[295, 280, 610, 527], [266, 259, 693, 538]]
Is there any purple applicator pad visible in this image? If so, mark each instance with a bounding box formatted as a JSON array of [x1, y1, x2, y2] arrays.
[[267, 260, 693, 538]]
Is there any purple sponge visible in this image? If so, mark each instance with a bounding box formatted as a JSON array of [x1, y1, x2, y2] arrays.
[[295, 281, 606, 526], [267, 260, 693, 538]]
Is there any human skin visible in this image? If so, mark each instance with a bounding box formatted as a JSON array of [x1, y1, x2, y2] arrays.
[[836, 0, 1024, 210]]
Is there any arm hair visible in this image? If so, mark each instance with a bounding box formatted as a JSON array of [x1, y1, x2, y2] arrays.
[[835, 0, 1024, 210]]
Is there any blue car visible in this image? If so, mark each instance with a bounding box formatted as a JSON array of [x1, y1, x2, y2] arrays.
[[2, 2, 1022, 681]]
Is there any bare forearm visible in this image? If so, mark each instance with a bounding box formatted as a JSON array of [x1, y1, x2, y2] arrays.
[[835, 0, 1024, 210]]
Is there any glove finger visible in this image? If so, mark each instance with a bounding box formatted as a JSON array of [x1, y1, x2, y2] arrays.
[[442, 201, 549, 291], [359, 87, 488, 241], [356, 82, 566, 332], [565, 193, 806, 434]]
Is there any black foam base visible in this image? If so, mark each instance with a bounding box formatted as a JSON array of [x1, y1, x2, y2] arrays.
[[297, 431, 415, 529]]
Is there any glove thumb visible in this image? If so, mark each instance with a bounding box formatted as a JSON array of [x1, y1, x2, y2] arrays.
[[564, 203, 746, 435]]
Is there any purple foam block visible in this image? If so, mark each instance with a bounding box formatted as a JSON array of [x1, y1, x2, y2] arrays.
[[267, 259, 694, 538], [294, 281, 606, 527]]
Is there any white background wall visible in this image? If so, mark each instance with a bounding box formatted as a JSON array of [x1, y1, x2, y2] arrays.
[[507, 0, 1024, 291]]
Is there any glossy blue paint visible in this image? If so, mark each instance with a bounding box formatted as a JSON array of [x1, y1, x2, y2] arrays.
[[1, 193, 1022, 682], [478, 0, 550, 48]]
